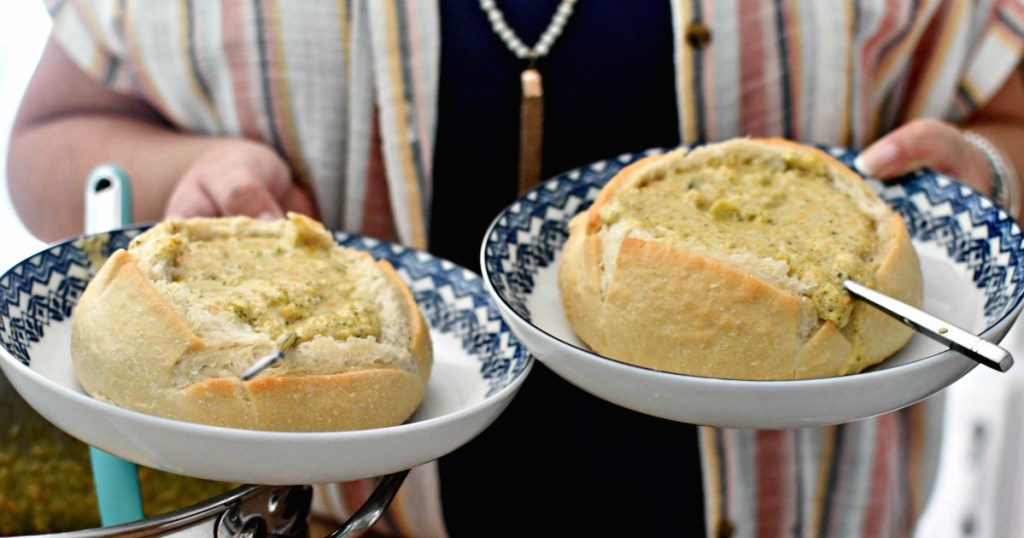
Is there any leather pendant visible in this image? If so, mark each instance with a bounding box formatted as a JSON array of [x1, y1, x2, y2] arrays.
[[518, 67, 544, 195]]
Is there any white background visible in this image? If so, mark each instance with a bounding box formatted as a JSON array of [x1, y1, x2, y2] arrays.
[[1, 3, 1022, 537], [0, 1, 48, 273]]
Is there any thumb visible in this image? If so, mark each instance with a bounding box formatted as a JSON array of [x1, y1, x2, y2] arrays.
[[854, 119, 990, 188]]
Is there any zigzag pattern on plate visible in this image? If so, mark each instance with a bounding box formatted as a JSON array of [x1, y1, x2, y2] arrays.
[[879, 174, 1024, 322], [483, 153, 650, 321], [484, 145, 1024, 330], [0, 243, 92, 365], [335, 233, 529, 396]]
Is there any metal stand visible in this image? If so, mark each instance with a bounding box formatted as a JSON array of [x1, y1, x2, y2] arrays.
[[327, 471, 410, 537]]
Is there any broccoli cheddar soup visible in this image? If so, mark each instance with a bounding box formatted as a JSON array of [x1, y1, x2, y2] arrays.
[[598, 149, 883, 328]]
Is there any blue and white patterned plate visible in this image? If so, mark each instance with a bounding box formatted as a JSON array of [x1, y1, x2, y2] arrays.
[[0, 228, 532, 485], [481, 144, 1024, 428]]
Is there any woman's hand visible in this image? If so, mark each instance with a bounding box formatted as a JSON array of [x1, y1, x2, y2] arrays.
[[856, 70, 1024, 220], [165, 139, 316, 220], [855, 118, 995, 194]]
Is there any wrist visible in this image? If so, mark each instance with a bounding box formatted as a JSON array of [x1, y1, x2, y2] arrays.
[[963, 130, 1021, 218]]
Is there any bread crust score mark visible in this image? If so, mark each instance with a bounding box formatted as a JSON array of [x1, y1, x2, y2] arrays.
[[71, 213, 433, 432], [557, 137, 923, 380]]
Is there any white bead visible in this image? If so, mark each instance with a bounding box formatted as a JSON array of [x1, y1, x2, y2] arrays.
[[481, 0, 578, 60]]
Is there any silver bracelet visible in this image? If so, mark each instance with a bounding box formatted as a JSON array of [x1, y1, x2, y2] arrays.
[[963, 130, 1021, 218]]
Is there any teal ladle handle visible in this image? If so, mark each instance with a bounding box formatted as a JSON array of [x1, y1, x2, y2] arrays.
[[85, 164, 145, 525]]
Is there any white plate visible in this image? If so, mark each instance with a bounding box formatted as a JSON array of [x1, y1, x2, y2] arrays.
[[481, 145, 1024, 429], [0, 229, 532, 485]]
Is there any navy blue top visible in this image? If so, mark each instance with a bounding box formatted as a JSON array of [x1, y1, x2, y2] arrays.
[[431, 1, 704, 535]]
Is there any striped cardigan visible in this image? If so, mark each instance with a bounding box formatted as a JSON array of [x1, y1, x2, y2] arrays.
[[47, 0, 1024, 536]]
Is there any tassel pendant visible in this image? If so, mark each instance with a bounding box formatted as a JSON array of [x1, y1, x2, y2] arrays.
[[518, 67, 544, 195]]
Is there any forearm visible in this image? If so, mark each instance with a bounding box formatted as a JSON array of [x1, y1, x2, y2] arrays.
[[8, 112, 219, 242], [5, 37, 238, 242]]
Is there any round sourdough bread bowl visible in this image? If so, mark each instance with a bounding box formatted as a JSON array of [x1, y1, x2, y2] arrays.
[[70, 213, 432, 432], [557, 137, 923, 380]]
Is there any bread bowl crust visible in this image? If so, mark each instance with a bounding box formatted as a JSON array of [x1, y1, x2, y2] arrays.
[[558, 137, 923, 380], [71, 214, 433, 432]]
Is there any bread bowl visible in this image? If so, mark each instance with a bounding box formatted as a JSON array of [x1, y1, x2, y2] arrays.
[[557, 137, 923, 380], [70, 213, 432, 431]]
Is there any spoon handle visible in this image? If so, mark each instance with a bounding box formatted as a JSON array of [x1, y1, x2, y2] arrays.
[[242, 332, 300, 381], [843, 280, 1013, 372]]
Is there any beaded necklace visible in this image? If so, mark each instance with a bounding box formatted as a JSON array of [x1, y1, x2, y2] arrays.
[[478, 0, 579, 194]]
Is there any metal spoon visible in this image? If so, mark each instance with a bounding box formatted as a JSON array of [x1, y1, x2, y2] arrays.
[[843, 280, 1013, 372], [242, 332, 299, 381]]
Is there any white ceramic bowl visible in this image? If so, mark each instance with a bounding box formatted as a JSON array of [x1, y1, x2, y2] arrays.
[[481, 145, 1024, 429], [0, 230, 532, 485]]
